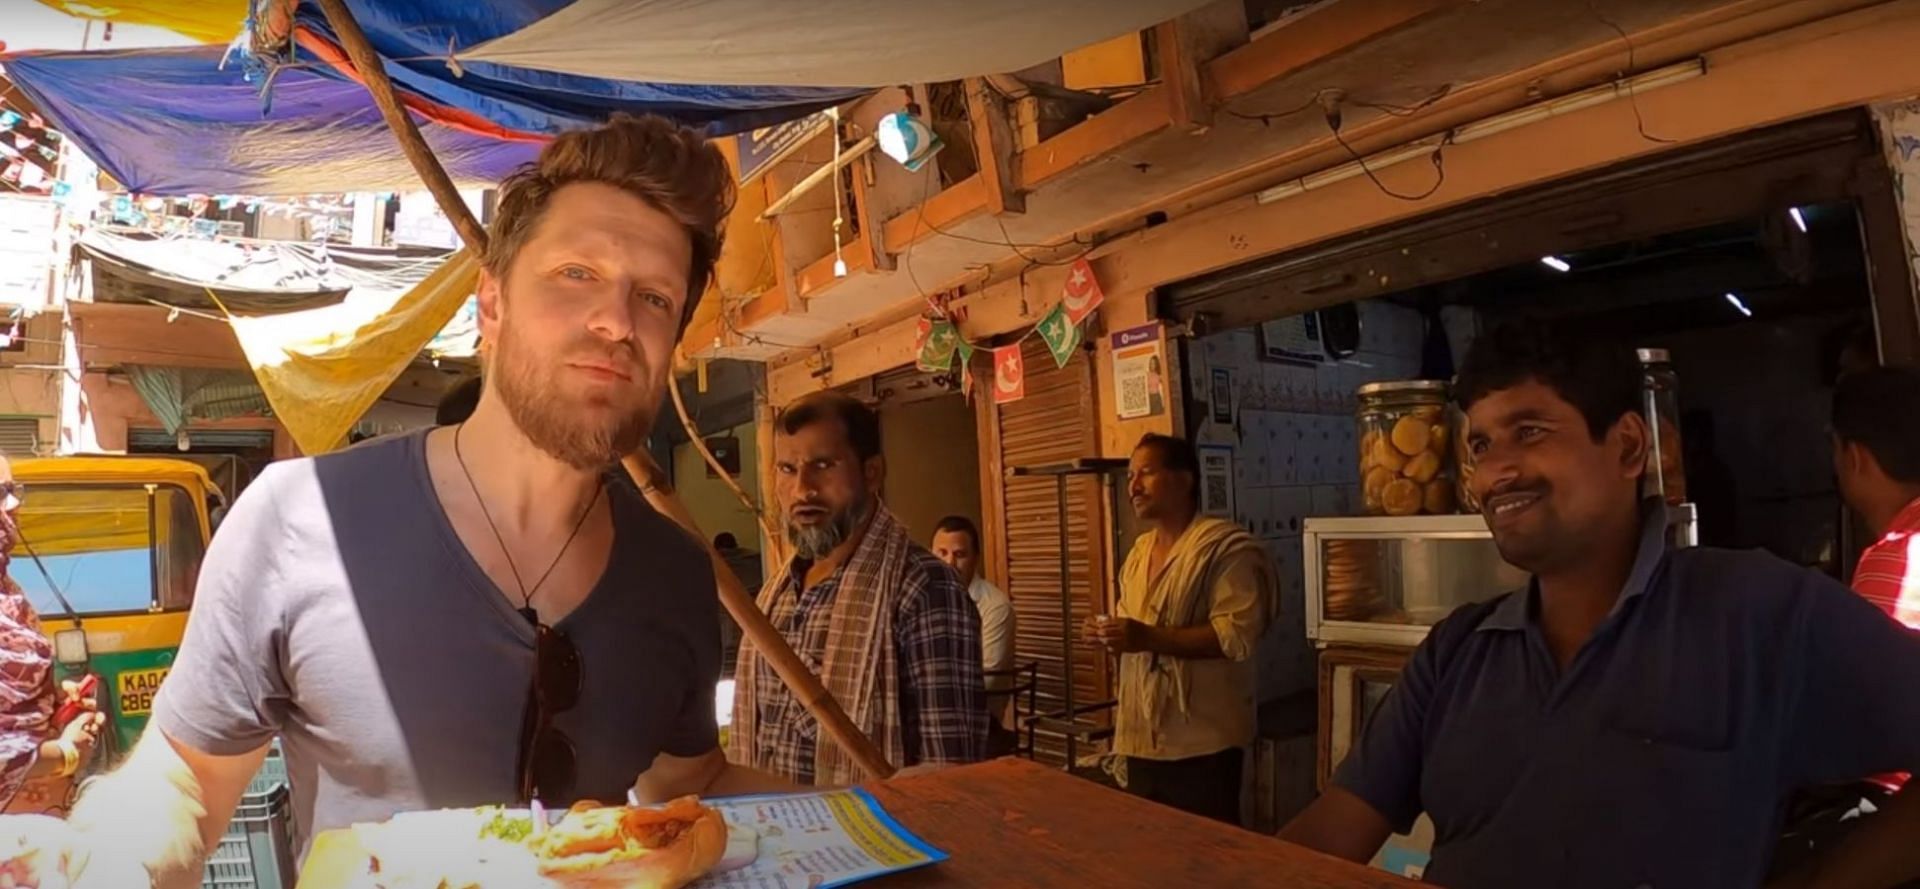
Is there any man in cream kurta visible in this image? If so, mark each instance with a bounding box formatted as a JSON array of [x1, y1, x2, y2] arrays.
[[1087, 434, 1278, 826]]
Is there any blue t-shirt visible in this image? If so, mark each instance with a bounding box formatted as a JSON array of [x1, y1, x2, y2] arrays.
[[1335, 508, 1920, 889]]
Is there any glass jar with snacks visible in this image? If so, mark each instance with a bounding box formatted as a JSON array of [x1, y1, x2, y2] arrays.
[[1454, 403, 1482, 516], [1356, 381, 1456, 516], [1637, 349, 1688, 505]]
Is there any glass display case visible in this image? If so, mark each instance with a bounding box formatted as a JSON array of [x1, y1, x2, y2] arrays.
[[1304, 508, 1700, 647], [1304, 515, 1527, 648]]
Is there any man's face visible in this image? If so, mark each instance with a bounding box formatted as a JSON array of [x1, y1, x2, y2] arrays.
[[774, 419, 880, 561], [1465, 379, 1646, 574], [930, 529, 979, 587], [479, 182, 692, 470], [1127, 446, 1189, 522]]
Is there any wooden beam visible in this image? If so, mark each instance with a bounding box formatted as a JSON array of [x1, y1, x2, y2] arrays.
[[769, 1, 1920, 402], [798, 245, 871, 298], [881, 175, 987, 253], [767, 221, 808, 317], [1157, 2, 1249, 132], [1165, 0, 1879, 219], [715, 0, 1885, 362], [759, 135, 877, 221], [1203, 0, 1458, 100], [964, 78, 1026, 215], [851, 153, 896, 271], [1016, 85, 1172, 187], [1157, 21, 1211, 132], [70, 302, 246, 369], [315, 0, 488, 254], [1108, 0, 1920, 303]]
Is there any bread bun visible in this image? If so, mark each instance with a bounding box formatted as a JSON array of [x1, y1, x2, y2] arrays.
[[538, 797, 727, 889]]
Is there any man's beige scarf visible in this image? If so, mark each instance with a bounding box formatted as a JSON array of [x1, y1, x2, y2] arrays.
[[1114, 516, 1276, 759], [729, 505, 913, 785]]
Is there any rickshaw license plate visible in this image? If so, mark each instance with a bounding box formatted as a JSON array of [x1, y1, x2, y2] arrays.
[[117, 667, 170, 716]]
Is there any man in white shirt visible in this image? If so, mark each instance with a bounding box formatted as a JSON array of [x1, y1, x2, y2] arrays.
[[931, 516, 1018, 752]]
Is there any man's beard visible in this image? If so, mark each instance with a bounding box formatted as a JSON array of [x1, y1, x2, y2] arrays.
[[787, 491, 874, 561], [492, 313, 655, 471]]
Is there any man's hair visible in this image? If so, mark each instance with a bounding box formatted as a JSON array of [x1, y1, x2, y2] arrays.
[[777, 391, 882, 462], [713, 532, 739, 550], [485, 113, 734, 327], [1833, 365, 1920, 484], [1455, 321, 1641, 440], [436, 375, 483, 426], [1135, 433, 1201, 505], [933, 515, 981, 552]]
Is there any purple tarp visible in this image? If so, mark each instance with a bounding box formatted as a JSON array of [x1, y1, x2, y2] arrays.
[[2, 45, 543, 196]]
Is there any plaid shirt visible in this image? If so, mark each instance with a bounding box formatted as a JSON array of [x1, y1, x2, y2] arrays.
[[750, 547, 985, 784], [1854, 496, 1920, 630]]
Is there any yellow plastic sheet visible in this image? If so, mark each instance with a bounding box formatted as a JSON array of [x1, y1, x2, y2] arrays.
[[33, 0, 248, 44], [13, 485, 173, 557], [226, 250, 478, 455]]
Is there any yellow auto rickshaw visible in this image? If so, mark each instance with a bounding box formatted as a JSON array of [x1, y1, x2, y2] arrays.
[[10, 456, 223, 760]]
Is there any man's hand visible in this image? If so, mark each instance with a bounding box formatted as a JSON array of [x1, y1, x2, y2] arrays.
[[1082, 616, 1149, 654], [634, 747, 802, 801], [57, 680, 107, 771]]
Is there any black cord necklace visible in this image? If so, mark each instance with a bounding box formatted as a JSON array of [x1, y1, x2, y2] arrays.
[[453, 423, 602, 625]]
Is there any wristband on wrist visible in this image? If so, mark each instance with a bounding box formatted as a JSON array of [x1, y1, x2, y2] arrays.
[[56, 739, 79, 777]]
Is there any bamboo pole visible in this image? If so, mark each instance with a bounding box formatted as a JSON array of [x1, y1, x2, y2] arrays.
[[315, 0, 894, 781], [621, 450, 895, 780], [666, 365, 784, 550]]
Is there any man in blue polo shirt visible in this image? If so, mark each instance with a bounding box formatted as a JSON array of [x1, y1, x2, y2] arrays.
[[1279, 323, 1920, 888]]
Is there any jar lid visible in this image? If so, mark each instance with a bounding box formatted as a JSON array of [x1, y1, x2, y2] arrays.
[[1636, 348, 1671, 363], [1355, 380, 1450, 398]]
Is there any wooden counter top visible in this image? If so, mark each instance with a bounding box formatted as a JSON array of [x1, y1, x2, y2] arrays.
[[300, 757, 1415, 888]]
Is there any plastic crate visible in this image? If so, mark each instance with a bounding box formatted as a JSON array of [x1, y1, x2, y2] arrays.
[[246, 742, 287, 798], [202, 784, 294, 889], [203, 745, 296, 889]]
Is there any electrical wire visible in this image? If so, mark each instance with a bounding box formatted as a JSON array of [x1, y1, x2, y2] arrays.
[[1223, 90, 1332, 127], [1330, 124, 1448, 202], [1348, 85, 1453, 118], [1582, 0, 1677, 145]]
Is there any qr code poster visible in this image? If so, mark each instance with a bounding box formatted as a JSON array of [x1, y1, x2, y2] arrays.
[[1199, 444, 1235, 519], [1110, 323, 1166, 420]]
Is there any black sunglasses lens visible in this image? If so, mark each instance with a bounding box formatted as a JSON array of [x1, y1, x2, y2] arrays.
[[533, 727, 576, 801], [537, 626, 581, 712]]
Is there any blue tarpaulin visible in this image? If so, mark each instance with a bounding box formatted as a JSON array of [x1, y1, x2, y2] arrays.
[[0, 0, 867, 195], [2, 45, 541, 195], [266, 0, 865, 138]]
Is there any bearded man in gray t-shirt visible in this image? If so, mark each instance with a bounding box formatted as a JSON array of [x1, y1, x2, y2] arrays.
[[45, 115, 797, 887]]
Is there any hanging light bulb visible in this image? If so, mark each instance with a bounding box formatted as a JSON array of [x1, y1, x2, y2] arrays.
[[176, 428, 191, 452], [830, 107, 849, 279]]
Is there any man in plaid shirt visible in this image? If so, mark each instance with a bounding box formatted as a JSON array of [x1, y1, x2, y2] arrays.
[[728, 392, 985, 785]]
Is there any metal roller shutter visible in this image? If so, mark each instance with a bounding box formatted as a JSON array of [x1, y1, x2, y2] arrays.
[[0, 417, 38, 455], [989, 337, 1109, 766]]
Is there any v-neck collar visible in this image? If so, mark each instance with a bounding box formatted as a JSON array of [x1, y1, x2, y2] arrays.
[[411, 429, 618, 641]]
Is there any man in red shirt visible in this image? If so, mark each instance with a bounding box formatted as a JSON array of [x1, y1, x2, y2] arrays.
[[1833, 366, 1920, 630]]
